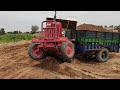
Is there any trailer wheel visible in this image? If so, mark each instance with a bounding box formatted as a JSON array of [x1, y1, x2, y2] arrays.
[[28, 43, 46, 60], [96, 48, 109, 62], [61, 41, 75, 63]]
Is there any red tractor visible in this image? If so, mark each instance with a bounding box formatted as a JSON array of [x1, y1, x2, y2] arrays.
[[28, 12, 75, 63]]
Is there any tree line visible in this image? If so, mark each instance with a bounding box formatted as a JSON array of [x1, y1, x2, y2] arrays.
[[0, 25, 39, 35]]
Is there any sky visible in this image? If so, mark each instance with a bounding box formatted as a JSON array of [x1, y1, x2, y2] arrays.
[[0, 11, 120, 32]]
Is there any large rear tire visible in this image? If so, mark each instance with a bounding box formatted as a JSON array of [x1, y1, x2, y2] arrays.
[[96, 48, 109, 62], [28, 43, 46, 60], [60, 41, 75, 63]]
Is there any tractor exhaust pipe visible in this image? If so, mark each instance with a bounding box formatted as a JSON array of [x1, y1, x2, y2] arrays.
[[54, 11, 56, 21], [54, 11, 57, 37]]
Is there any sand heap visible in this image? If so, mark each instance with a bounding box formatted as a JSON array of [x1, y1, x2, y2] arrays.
[[77, 24, 113, 32]]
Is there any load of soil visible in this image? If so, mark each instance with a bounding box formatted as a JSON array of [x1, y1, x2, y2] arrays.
[[77, 24, 113, 32]]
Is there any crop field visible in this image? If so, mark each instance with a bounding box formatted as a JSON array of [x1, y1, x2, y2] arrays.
[[0, 34, 33, 43]]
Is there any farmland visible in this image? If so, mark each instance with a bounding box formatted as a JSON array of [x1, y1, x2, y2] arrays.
[[0, 40, 120, 79], [0, 34, 33, 43], [0, 27, 120, 79]]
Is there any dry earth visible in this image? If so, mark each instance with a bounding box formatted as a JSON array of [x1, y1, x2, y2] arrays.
[[0, 40, 120, 79]]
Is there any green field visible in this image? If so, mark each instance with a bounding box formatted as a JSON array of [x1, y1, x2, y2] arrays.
[[0, 34, 34, 43]]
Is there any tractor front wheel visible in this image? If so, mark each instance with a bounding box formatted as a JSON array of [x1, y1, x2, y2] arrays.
[[28, 43, 46, 60], [61, 41, 75, 63]]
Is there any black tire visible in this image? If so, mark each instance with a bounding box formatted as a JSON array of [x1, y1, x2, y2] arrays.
[[96, 48, 109, 62], [60, 41, 75, 63], [28, 43, 46, 60]]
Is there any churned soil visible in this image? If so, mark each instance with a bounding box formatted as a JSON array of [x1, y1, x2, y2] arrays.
[[0, 40, 120, 79]]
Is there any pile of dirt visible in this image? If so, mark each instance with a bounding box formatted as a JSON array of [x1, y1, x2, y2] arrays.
[[39, 57, 60, 71], [0, 40, 120, 79], [77, 24, 113, 32]]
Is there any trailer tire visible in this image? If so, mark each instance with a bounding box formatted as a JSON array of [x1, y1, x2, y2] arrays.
[[61, 41, 75, 63], [96, 48, 109, 62], [28, 43, 46, 60]]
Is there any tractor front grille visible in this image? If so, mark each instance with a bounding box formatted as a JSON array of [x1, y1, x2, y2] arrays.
[[43, 27, 58, 39]]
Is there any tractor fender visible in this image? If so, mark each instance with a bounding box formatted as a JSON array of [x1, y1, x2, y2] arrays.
[[32, 38, 40, 43]]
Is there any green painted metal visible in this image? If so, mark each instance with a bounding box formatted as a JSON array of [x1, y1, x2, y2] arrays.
[[77, 38, 119, 43]]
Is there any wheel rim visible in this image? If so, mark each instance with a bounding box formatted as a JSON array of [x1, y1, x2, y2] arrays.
[[102, 51, 108, 60], [32, 45, 43, 57], [65, 44, 74, 57]]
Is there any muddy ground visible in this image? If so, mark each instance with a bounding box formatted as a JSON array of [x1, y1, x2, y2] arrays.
[[0, 40, 120, 79]]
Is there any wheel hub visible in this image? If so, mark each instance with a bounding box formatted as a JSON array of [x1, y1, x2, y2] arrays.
[[102, 51, 107, 59], [32, 45, 43, 57], [66, 44, 73, 57]]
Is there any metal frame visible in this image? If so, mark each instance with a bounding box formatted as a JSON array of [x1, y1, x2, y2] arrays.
[[67, 30, 120, 55], [32, 20, 69, 49]]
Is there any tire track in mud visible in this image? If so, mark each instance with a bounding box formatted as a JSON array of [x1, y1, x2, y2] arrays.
[[0, 41, 120, 79]]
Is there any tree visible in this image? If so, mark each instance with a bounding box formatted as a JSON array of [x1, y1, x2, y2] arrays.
[[25, 32, 30, 34], [0, 28, 5, 35], [13, 31, 19, 34], [31, 25, 39, 34], [109, 25, 114, 28], [7, 32, 13, 34], [118, 25, 120, 29], [105, 25, 107, 28], [114, 26, 118, 30], [18, 30, 22, 34]]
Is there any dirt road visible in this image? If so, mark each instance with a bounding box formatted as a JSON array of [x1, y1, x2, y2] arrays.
[[0, 40, 120, 79]]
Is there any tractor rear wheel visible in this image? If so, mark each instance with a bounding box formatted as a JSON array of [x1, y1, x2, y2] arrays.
[[28, 43, 46, 60], [96, 48, 109, 62], [61, 41, 75, 63]]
